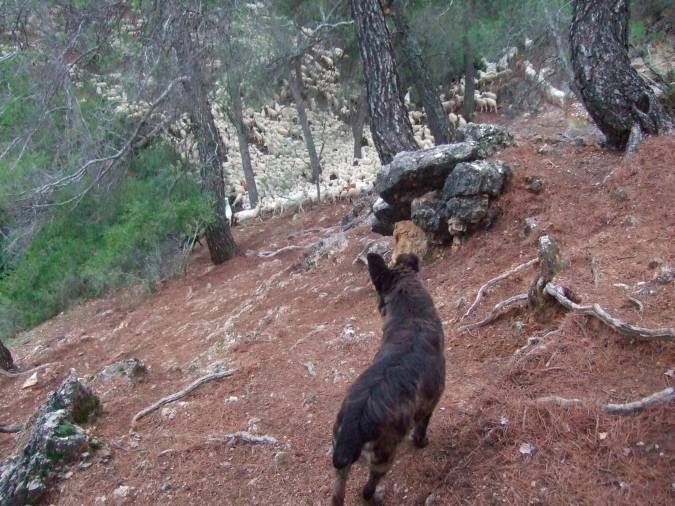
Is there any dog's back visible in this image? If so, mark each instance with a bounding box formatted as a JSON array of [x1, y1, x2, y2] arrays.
[[332, 253, 445, 505]]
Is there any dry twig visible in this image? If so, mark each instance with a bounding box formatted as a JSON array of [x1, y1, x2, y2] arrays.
[[534, 387, 674, 415], [461, 258, 538, 321], [0, 362, 58, 379], [544, 282, 675, 340], [208, 431, 278, 446], [0, 422, 24, 433], [131, 368, 235, 428]]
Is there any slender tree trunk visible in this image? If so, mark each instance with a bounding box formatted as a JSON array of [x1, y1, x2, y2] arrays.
[[0, 340, 14, 372], [350, 0, 417, 165], [289, 57, 321, 199], [351, 90, 368, 159], [391, 1, 453, 143], [228, 74, 259, 208], [570, 0, 672, 150], [174, 8, 237, 265], [463, 33, 475, 122], [187, 80, 238, 264]]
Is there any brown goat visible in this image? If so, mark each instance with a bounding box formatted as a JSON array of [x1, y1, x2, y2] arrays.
[[331, 253, 446, 505]]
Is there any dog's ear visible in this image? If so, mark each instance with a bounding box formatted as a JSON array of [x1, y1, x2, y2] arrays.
[[367, 253, 393, 293], [395, 253, 420, 272]]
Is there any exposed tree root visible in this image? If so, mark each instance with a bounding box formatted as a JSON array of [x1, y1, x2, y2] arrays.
[[208, 431, 279, 446], [535, 386, 674, 415], [602, 386, 674, 415], [0, 362, 58, 379], [458, 293, 529, 332], [131, 369, 236, 428], [544, 282, 675, 340], [461, 258, 538, 321], [258, 245, 304, 258]]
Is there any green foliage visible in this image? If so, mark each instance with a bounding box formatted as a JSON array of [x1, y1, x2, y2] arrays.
[[54, 420, 78, 438], [0, 143, 212, 342]]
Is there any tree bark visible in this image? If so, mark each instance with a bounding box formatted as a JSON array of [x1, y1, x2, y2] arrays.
[[350, 0, 417, 165], [391, 1, 453, 143], [570, 0, 672, 150], [0, 340, 14, 372], [351, 90, 368, 159], [463, 33, 475, 122], [175, 11, 238, 265], [288, 56, 321, 199], [227, 74, 259, 208]]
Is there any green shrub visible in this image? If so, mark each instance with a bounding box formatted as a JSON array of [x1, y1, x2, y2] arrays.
[[0, 142, 212, 341]]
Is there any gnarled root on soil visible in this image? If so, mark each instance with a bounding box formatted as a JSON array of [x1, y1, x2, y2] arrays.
[[544, 282, 675, 340], [0, 422, 24, 433], [461, 258, 538, 321], [131, 369, 236, 429], [535, 386, 675, 415], [208, 431, 279, 446], [458, 293, 529, 332], [0, 362, 59, 379]]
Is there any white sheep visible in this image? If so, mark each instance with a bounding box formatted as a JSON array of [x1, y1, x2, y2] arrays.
[[485, 97, 498, 113]]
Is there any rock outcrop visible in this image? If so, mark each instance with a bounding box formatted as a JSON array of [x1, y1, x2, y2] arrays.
[[0, 370, 100, 506], [372, 123, 513, 248]]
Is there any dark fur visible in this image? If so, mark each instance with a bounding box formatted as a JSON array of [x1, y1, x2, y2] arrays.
[[331, 253, 445, 505]]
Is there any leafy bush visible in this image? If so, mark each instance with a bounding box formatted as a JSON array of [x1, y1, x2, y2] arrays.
[[0, 142, 212, 341]]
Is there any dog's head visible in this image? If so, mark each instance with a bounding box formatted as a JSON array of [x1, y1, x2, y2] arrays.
[[367, 253, 420, 315]]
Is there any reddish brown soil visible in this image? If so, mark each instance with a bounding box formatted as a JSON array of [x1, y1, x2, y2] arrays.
[[2, 112, 674, 506]]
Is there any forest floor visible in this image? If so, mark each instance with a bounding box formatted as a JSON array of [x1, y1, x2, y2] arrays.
[[2, 110, 674, 505]]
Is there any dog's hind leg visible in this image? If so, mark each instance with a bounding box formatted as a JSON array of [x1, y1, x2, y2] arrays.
[[362, 442, 396, 504], [332, 464, 352, 506], [412, 412, 433, 448]]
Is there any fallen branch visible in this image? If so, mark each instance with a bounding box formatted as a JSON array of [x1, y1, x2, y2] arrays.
[[458, 293, 529, 332], [131, 369, 235, 428], [544, 282, 675, 340], [0, 422, 24, 433], [602, 386, 674, 415], [535, 396, 584, 408], [0, 362, 58, 379], [208, 431, 278, 446], [461, 258, 538, 321], [258, 245, 304, 258]]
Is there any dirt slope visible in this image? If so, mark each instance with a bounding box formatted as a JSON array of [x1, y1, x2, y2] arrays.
[[1, 112, 674, 505]]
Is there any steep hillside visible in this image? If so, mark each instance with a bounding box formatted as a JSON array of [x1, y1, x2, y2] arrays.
[[1, 112, 673, 505]]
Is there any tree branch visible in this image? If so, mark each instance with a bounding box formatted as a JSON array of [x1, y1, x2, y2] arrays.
[[458, 293, 529, 332], [131, 368, 235, 428]]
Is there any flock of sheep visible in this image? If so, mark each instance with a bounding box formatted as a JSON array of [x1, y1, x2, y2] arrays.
[[83, 38, 569, 220]]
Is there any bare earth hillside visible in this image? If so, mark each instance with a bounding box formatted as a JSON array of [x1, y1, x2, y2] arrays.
[[1, 113, 673, 505]]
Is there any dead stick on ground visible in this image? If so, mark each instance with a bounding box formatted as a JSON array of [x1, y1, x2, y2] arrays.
[[460, 258, 538, 321], [535, 387, 674, 415], [458, 293, 529, 332], [544, 282, 675, 340], [131, 369, 236, 428], [208, 431, 278, 446], [0, 362, 58, 379]]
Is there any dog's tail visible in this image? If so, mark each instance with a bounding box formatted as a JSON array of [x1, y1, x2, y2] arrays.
[[332, 400, 367, 469]]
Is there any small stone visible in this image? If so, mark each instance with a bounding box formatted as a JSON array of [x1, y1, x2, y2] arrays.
[[21, 372, 39, 389], [113, 485, 135, 502], [525, 176, 544, 194], [610, 187, 627, 202], [521, 217, 538, 238], [273, 451, 289, 466], [598, 432, 608, 440], [519, 442, 536, 457], [512, 321, 524, 337], [424, 493, 437, 506]]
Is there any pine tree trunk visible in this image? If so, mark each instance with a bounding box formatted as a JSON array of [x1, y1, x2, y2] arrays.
[[228, 75, 259, 208], [570, 0, 672, 149], [463, 34, 475, 122], [0, 339, 14, 372], [391, 1, 453, 144], [351, 90, 368, 160], [350, 0, 417, 165], [289, 57, 321, 189], [175, 10, 238, 265]]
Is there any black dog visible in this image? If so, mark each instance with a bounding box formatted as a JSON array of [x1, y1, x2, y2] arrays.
[[331, 253, 446, 505]]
